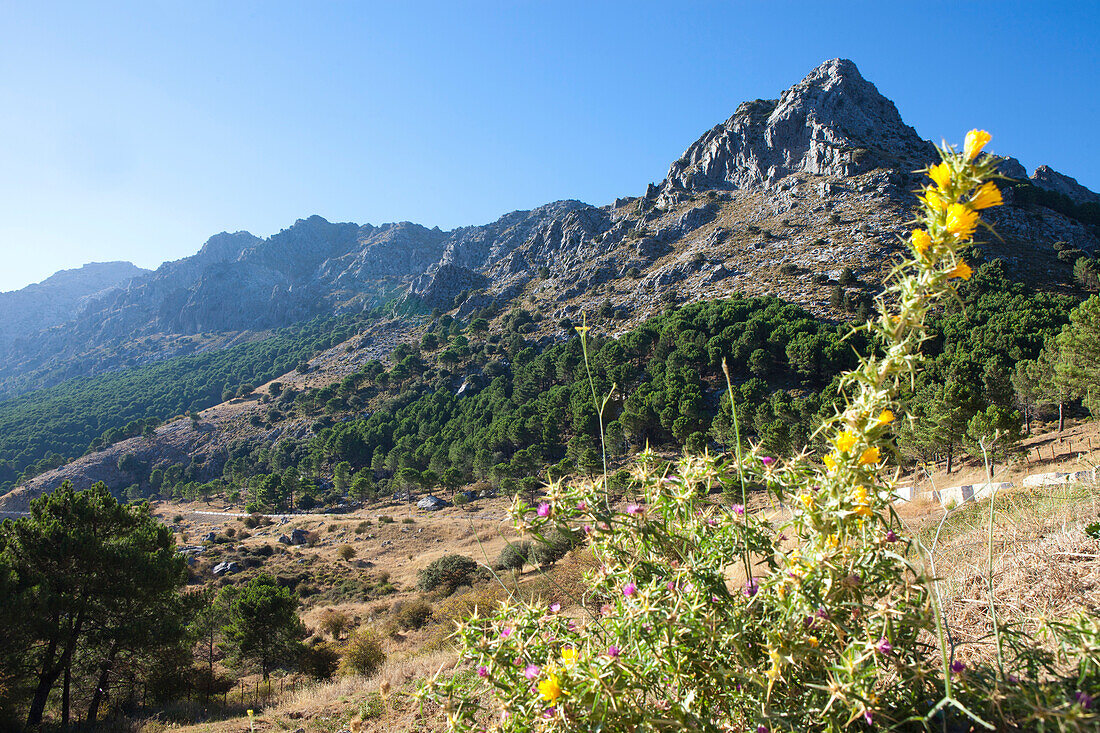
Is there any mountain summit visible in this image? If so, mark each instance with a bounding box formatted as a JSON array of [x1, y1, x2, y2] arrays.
[[662, 58, 936, 194]]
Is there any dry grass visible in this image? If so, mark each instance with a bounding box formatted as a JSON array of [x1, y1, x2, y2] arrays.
[[913, 481, 1100, 668]]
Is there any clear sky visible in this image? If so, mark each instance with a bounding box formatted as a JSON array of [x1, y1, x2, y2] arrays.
[[1, 1, 1097, 292]]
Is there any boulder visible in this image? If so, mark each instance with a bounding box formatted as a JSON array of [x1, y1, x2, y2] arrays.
[[212, 561, 241, 576], [417, 495, 449, 511]]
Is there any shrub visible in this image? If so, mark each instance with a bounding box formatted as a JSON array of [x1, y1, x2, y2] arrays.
[[337, 544, 356, 561], [417, 554, 479, 595], [393, 598, 434, 631], [378, 515, 394, 524], [319, 608, 353, 639], [340, 627, 386, 676], [355, 520, 372, 533], [299, 642, 340, 680], [529, 527, 580, 567], [426, 133, 1100, 732], [497, 541, 531, 572]]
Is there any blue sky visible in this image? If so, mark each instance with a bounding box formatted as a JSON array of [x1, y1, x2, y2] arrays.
[[1, 1, 1097, 292]]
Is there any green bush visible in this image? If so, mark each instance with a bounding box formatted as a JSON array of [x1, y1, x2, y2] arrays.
[[393, 598, 434, 631], [417, 554, 479, 595], [529, 527, 579, 567], [340, 628, 386, 676], [300, 642, 341, 680], [497, 541, 531, 572]]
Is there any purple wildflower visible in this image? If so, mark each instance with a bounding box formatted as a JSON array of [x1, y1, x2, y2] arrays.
[[757, 726, 769, 733], [1076, 691, 1095, 709], [626, 503, 643, 515], [950, 660, 966, 674], [524, 664, 540, 680], [584, 524, 592, 534], [537, 502, 550, 517], [623, 582, 637, 597], [477, 665, 489, 678], [576, 500, 587, 511], [667, 580, 675, 591], [885, 530, 899, 542], [864, 710, 873, 726], [743, 579, 759, 597], [606, 645, 620, 658], [549, 602, 561, 613], [761, 456, 775, 467], [731, 504, 745, 516], [500, 627, 512, 639], [875, 637, 893, 656]]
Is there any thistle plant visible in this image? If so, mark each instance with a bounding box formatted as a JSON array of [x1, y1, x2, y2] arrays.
[[422, 132, 1100, 731]]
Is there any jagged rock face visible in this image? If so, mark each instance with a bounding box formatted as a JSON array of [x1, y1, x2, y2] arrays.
[[322, 222, 449, 286], [662, 58, 937, 195], [0, 261, 149, 356], [1030, 165, 1100, 205], [410, 263, 488, 308]]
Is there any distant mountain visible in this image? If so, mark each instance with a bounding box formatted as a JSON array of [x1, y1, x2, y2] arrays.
[[2, 58, 1097, 401], [0, 261, 149, 354]]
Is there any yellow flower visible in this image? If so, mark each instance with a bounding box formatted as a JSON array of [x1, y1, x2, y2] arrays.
[[928, 162, 951, 190], [247, 710, 254, 717], [561, 647, 578, 666], [911, 229, 932, 255], [964, 129, 992, 161], [921, 188, 948, 212], [970, 181, 1003, 210], [823, 454, 837, 472], [944, 203, 979, 239], [946, 260, 973, 280], [876, 410, 894, 426], [538, 673, 562, 703], [834, 431, 857, 453], [859, 447, 881, 466], [827, 533, 839, 549], [799, 493, 815, 510], [807, 635, 819, 648]]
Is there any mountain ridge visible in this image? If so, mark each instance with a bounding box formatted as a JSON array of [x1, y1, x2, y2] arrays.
[[1, 58, 1097, 402]]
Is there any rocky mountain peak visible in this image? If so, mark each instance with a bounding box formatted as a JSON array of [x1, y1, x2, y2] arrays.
[[1030, 165, 1100, 206], [662, 58, 935, 195]]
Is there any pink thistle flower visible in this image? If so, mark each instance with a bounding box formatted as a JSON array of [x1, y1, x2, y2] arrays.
[[542, 707, 556, 719], [666, 581, 675, 591], [731, 504, 745, 516], [625, 503, 643, 515], [623, 582, 637, 597], [606, 645, 620, 658], [537, 503, 550, 517], [864, 710, 873, 726], [477, 665, 489, 678], [757, 726, 769, 733], [885, 530, 899, 542], [567, 621, 576, 631], [875, 637, 893, 655], [524, 664, 540, 680], [576, 500, 587, 511], [583, 524, 593, 534], [761, 456, 775, 467], [549, 602, 561, 613], [600, 603, 613, 616], [500, 627, 512, 639], [743, 579, 759, 597]]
